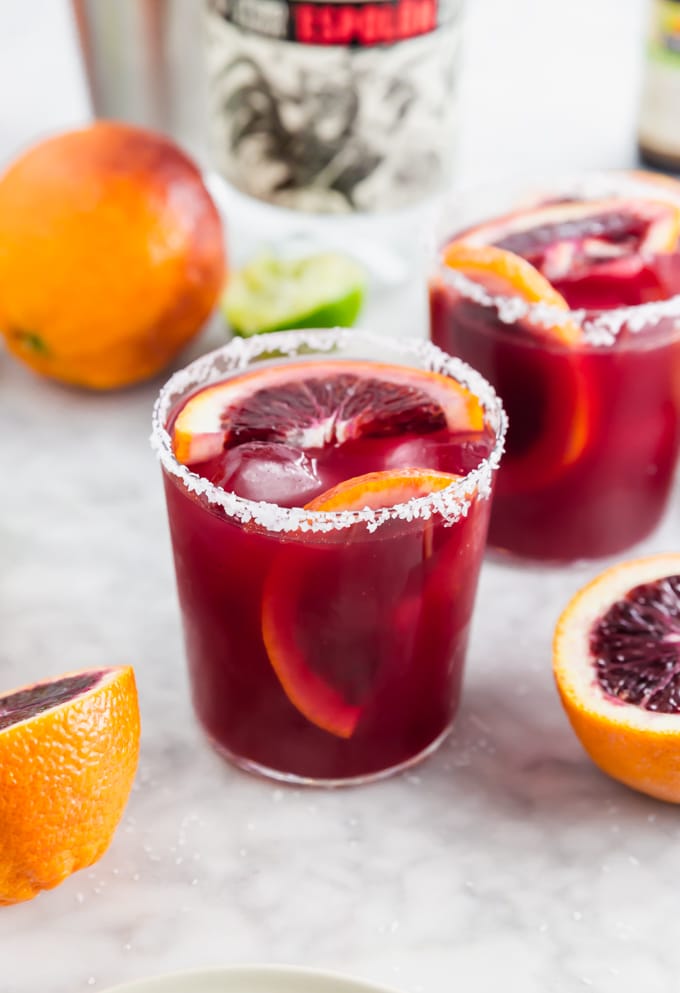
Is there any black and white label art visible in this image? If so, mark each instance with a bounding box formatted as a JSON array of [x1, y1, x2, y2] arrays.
[[205, 0, 462, 212]]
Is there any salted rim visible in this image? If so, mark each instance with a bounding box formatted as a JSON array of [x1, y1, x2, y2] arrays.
[[150, 327, 507, 535], [434, 169, 680, 348]]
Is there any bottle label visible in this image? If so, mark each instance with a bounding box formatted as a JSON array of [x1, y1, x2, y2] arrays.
[[649, 0, 680, 66], [205, 0, 462, 213]]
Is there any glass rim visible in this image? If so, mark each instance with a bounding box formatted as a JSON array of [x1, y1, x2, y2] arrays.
[[150, 327, 507, 536], [432, 168, 680, 348]]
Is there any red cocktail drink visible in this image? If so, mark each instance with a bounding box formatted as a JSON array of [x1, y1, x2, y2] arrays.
[[430, 173, 680, 562], [152, 329, 505, 784]]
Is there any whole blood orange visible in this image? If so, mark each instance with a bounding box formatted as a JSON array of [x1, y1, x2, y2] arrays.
[[0, 122, 225, 389], [554, 554, 680, 803], [0, 666, 140, 904]]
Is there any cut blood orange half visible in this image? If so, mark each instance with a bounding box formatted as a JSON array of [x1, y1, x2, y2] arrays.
[[458, 194, 680, 309], [0, 666, 140, 904], [440, 242, 581, 345], [172, 360, 485, 466], [262, 469, 460, 739], [554, 554, 680, 803]]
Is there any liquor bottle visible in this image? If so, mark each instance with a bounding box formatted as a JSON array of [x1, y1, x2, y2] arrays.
[[638, 0, 680, 171], [202, 0, 464, 284]]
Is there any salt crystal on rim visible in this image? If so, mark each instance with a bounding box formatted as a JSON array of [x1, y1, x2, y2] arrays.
[[150, 327, 507, 535]]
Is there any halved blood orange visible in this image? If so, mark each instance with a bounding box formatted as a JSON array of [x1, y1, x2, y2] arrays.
[[440, 242, 581, 345], [173, 360, 485, 466], [0, 666, 140, 904], [261, 469, 460, 739], [554, 554, 680, 803]]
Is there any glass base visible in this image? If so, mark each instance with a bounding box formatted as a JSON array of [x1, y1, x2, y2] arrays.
[[205, 723, 453, 788]]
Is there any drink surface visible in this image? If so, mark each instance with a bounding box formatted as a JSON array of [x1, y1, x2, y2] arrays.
[[430, 180, 680, 561], [159, 353, 498, 782]]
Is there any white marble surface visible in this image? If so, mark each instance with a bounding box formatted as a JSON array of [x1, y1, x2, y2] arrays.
[[3, 2, 680, 993]]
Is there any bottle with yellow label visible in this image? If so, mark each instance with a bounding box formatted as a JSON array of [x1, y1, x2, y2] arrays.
[[639, 0, 680, 169]]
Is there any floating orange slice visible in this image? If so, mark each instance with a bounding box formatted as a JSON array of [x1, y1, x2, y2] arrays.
[[305, 467, 461, 512], [461, 195, 680, 257], [262, 470, 460, 739], [439, 242, 591, 492], [0, 666, 140, 904], [456, 193, 680, 308], [554, 554, 680, 803], [441, 242, 581, 345], [173, 360, 485, 466]]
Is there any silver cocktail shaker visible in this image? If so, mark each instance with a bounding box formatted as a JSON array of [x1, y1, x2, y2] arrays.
[[72, 0, 210, 164]]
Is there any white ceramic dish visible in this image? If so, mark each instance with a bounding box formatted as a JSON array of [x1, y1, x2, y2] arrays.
[[100, 965, 403, 993]]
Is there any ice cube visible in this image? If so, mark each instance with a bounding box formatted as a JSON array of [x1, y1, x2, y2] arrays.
[[384, 434, 492, 475], [214, 442, 321, 507]]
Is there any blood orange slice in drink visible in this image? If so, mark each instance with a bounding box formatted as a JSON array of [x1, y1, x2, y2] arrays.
[[262, 470, 461, 739], [438, 242, 590, 493], [554, 554, 680, 803], [172, 359, 485, 466], [440, 242, 581, 344], [459, 194, 680, 309], [305, 467, 461, 512]]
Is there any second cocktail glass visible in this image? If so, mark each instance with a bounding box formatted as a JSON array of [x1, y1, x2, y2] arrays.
[[152, 328, 506, 785], [430, 172, 680, 562]]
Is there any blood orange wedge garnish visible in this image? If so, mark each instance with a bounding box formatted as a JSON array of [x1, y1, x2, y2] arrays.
[[172, 359, 485, 466], [262, 470, 460, 739], [0, 666, 140, 904], [305, 467, 461, 512], [440, 242, 581, 345], [553, 554, 680, 803], [459, 195, 680, 309], [439, 242, 590, 492]]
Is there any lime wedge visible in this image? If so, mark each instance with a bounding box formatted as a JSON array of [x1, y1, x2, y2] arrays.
[[222, 252, 367, 336]]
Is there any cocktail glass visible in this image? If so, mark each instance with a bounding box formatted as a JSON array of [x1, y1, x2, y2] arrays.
[[430, 172, 680, 562], [151, 327, 506, 785]]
